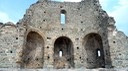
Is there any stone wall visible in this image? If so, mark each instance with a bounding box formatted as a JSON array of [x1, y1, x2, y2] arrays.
[[0, 0, 127, 69], [0, 68, 128, 71], [0, 23, 18, 68], [107, 17, 128, 68], [18, 0, 111, 68]]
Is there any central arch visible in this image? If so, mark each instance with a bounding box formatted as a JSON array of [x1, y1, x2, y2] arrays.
[[53, 36, 74, 69]]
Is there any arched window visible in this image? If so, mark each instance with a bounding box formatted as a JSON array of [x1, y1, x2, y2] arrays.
[[61, 10, 66, 24]]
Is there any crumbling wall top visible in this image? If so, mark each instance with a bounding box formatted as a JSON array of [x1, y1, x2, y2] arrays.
[[108, 17, 116, 25], [38, 0, 49, 2], [0, 22, 17, 29]]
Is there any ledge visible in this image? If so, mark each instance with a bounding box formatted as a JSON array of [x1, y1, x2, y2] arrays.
[[0, 68, 128, 71]]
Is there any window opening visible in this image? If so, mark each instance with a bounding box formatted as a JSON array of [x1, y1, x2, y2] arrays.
[[61, 10, 66, 24], [59, 50, 63, 57], [97, 49, 101, 57]]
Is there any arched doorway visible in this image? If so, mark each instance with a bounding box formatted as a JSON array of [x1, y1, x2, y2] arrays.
[[21, 31, 44, 68], [83, 33, 105, 69], [54, 36, 74, 69]]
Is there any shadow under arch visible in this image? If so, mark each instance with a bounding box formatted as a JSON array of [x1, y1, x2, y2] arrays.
[[83, 33, 105, 69], [53, 36, 74, 69], [21, 31, 44, 68]]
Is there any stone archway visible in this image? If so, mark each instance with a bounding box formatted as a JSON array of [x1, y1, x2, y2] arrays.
[[21, 31, 44, 68], [83, 33, 105, 69], [54, 36, 74, 69]]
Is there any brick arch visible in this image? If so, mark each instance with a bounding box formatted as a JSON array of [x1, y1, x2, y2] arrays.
[[53, 36, 74, 69], [83, 33, 105, 69], [21, 31, 44, 68]]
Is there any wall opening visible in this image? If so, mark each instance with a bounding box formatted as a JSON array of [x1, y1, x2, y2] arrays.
[[61, 10, 66, 24], [96, 49, 101, 57], [83, 33, 105, 69], [59, 50, 63, 57], [21, 31, 44, 68], [54, 36, 74, 69]]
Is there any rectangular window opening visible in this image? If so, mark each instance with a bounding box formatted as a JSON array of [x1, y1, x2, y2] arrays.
[[98, 50, 101, 57], [61, 14, 65, 24], [59, 50, 63, 57]]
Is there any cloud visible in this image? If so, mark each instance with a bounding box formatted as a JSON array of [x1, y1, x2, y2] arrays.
[[99, 0, 128, 36], [108, 0, 128, 35], [108, 0, 128, 23], [99, 0, 109, 8], [0, 11, 14, 23]]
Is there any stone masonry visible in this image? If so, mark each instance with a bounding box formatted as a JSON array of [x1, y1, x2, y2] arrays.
[[0, 0, 128, 70]]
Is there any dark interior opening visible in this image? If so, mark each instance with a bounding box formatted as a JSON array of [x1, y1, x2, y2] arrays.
[[83, 33, 105, 69], [54, 36, 74, 69], [21, 31, 44, 68]]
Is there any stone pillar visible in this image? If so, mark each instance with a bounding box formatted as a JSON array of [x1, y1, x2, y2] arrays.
[[15, 27, 26, 68]]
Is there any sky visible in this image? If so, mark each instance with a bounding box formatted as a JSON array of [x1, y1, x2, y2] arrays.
[[0, 0, 128, 36]]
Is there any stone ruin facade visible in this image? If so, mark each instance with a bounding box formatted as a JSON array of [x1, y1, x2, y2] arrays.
[[0, 0, 128, 70]]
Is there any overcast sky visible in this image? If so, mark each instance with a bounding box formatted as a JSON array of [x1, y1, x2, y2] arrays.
[[0, 0, 127, 36]]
